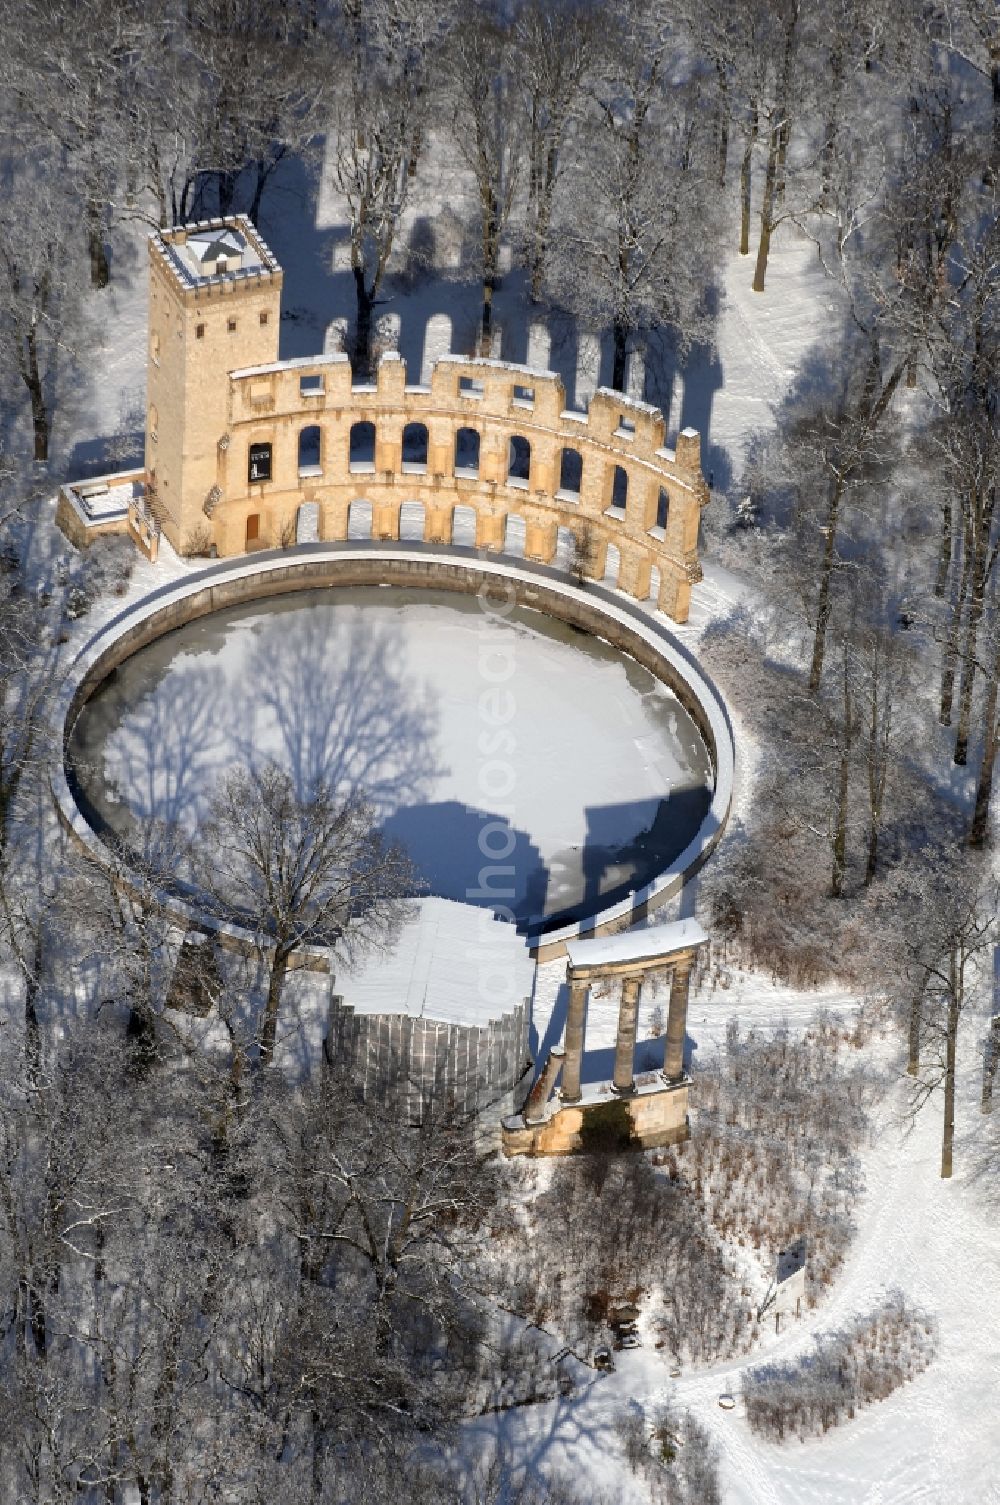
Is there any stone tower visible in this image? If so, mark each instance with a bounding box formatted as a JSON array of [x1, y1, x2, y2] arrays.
[[145, 216, 283, 554]]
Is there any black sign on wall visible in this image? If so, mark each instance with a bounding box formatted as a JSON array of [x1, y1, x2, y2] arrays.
[[248, 442, 272, 483]]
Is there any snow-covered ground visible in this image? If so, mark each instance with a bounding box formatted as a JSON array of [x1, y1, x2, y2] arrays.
[[23, 139, 1000, 1504]]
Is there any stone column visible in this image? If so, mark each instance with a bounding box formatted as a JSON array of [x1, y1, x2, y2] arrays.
[[561, 976, 589, 1102], [612, 974, 641, 1094], [664, 958, 693, 1081]]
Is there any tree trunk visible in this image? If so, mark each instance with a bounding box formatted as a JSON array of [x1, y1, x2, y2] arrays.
[[352, 265, 375, 383], [24, 926, 42, 1088], [982, 1012, 1000, 1112], [87, 206, 110, 290], [716, 62, 730, 186], [831, 652, 852, 898], [29, 1280, 47, 1360], [865, 697, 884, 886], [739, 103, 757, 256], [970, 647, 1000, 847], [941, 955, 959, 1178], [310, 1407, 325, 1502], [23, 329, 49, 462], [953, 505, 993, 764], [752, 122, 781, 292], [480, 190, 500, 353], [481, 275, 495, 351], [529, 146, 558, 302], [808, 473, 846, 691], [407, 124, 423, 179], [934, 497, 954, 597], [217, 168, 237, 217], [249, 161, 268, 225], [260, 946, 290, 1065], [940, 534, 972, 724], [990, 50, 1000, 182], [907, 977, 924, 1075], [611, 320, 629, 392], [774, 117, 791, 208]]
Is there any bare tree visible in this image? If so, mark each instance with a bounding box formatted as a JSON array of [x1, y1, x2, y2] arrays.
[[923, 212, 1000, 763], [444, 2, 524, 350], [513, 0, 598, 301], [903, 869, 997, 1177], [0, 164, 85, 462], [850, 619, 914, 883], [1, 0, 151, 288], [196, 762, 416, 1065], [926, 0, 1000, 182], [548, 1, 721, 389], [327, 0, 452, 378], [121, 0, 327, 230]]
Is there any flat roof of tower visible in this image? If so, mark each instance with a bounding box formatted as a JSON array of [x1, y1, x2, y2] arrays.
[[179, 225, 260, 279], [150, 215, 280, 290], [338, 897, 534, 1026]]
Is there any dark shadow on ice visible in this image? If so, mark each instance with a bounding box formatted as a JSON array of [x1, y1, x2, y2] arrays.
[[533, 786, 712, 935], [66, 592, 443, 886], [379, 800, 549, 923]]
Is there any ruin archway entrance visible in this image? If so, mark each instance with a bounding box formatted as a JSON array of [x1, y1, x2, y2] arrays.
[[452, 504, 477, 546], [504, 514, 526, 558], [399, 500, 426, 541], [348, 499, 373, 539], [296, 502, 319, 544]]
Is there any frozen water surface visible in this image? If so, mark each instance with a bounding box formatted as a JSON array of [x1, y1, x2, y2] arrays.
[[69, 587, 712, 926]]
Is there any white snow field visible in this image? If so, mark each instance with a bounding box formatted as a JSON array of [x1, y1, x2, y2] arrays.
[[30, 134, 998, 1503], [68, 587, 712, 924]]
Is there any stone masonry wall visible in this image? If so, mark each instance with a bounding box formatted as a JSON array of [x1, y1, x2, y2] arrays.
[[208, 352, 708, 622]]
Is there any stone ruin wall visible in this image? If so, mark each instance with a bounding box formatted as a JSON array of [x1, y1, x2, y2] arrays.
[[206, 353, 709, 622]]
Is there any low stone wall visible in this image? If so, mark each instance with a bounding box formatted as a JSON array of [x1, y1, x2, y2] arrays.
[[51, 545, 735, 961]]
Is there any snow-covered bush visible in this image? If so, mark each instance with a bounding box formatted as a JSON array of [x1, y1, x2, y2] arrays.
[[493, 1155, 750, 1366], [616, 1400, 722, 1504], [742, 1294, 936, 1441], [181, 522, 215, 557], [67, 533, 135, 616], [669, 1016, 878, 1307]]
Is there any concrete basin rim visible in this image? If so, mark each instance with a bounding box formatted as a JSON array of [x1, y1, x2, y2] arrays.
[[51, 542, 736, 960]]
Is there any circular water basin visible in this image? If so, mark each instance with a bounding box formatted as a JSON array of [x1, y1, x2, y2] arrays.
[[67, 585, 713, 928]]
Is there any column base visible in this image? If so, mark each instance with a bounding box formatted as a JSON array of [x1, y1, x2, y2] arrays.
[[611, 1081, 635, 1097]]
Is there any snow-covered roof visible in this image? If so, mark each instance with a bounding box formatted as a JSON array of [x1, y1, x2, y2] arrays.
[[178, 226, 259, 280], [230, 352, 350, 381], [566, 917, 707, 971], [338, 896, 533, 1026], [61, 470, 145, 525], [150, 217, 279, 290], [186, 226, 246, 265]]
